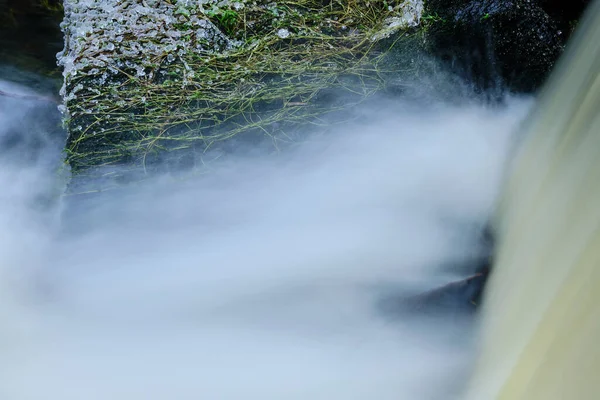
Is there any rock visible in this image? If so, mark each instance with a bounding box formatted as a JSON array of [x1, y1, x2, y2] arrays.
[[56, 0, 427, 195], [378, 268, 491, 318], [538, 0, 591, 33], [0, 0, 63, 78], [412, 270, 489, 310], [377, 223, 495, 318], [424, 0, 590, 94]]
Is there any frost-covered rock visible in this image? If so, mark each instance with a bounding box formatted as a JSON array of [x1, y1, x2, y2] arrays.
[[58, 0, 233, 105], [58, 0, 429, 195], [370, 0, 424, 41]]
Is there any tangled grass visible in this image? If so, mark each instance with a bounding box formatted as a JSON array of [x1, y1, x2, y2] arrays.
[[63, 0, 423, 189]]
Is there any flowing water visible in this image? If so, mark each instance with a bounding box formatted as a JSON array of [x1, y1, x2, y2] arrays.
[[465, 1, 600, 399], [9, 5, 596, 395], [0, 74, 532, 399], [0, 1, 590, 397]]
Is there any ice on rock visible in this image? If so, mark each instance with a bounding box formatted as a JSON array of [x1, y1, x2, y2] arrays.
[[58, 0, 237, 107], [277, 28, 290, 39], [369, 0, 424, 41]]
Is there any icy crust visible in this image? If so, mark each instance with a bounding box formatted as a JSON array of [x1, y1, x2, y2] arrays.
[[58, 0, 425, 109], [58, 0, 234, 107], [372, 0, 424, 41]]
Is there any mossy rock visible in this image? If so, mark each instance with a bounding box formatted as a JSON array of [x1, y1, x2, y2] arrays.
[[58, 0, 426, 194]]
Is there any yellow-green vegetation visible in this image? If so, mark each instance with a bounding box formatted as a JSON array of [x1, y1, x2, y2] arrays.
[[62, 0, 423, 188]]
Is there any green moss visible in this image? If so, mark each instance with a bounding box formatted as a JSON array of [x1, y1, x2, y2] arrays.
[[422, 12, 446, 25], [206, 8, 241, 36]]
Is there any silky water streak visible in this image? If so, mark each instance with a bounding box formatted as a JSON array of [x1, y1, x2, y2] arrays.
[[465, 1, 600, 399]]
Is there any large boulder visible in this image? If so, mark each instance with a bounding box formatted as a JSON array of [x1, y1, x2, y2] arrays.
[[57, 0, 425, 195]]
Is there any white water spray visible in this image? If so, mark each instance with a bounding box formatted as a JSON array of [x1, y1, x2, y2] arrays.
[[0, 79, 530, 399]]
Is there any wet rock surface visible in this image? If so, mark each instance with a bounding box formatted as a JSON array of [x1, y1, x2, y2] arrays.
[[377, 223, 495, 318], [377, 258, 492, 318], [405, 269, 488, 313], [0, 0, 63, 77], [424, 0, 591, 94]]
